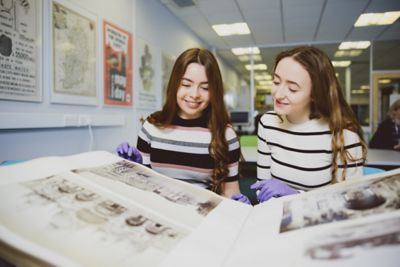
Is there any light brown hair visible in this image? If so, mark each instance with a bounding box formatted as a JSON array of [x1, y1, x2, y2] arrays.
[[148, 48, 231, 193], [273, 46, 367, 182]]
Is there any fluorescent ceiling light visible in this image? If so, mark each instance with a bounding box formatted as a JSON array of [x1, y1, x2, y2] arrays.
[[360, 85, 370, 90], [238, 54, 262, 62], [257, 80, 273, 86], [254, 73, 272, 80], [332, 61, 351, 67], [256, 85, 272, 91], [212, 22, 250, 36], [245, 64, 267, 71], [379, 79, 391, 84], [339, 41, 371, 50], [231, 47, 260, 55], [354, 11, 400, 27], [334, 50, 363, 57], [352, 89, 366, 94]]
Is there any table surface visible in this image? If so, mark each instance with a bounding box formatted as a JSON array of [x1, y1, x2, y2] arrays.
[[241, 147, 400, 166]]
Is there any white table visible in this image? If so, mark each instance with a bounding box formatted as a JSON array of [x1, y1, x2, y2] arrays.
[[241, 147, 400, 167], [366, 149, 400, 166]]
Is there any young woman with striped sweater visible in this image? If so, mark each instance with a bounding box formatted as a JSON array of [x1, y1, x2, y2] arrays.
[[117, 48, 241, 197], [233, 46, 367, 204]]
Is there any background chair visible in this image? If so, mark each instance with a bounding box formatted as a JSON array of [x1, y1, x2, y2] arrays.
[[363, 166, 385, 175]]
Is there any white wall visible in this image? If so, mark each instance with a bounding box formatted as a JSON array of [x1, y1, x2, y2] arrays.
[[0, 0, 242, 162], [0, 0, 244, 162]]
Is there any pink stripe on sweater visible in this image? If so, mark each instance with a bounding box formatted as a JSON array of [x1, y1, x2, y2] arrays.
[[152, 162, 212, 173], [166, 125, 210, 132]]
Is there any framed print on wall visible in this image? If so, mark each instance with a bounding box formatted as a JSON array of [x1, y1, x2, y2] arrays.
[[135, 38, 161, 110], [103, 20, 132, 107], [50, 0, 97, 106], [0, 0, 42, 102], [161, 51, 175, 106]]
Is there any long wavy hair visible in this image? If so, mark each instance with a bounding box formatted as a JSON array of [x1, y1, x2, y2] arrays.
[[273, 46, 367, 182], [147, 48, 231, 194]]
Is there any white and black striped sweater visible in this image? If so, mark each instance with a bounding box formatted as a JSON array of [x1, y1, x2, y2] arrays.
[[137, 115, 240, 189], [257, 111, 364, 191]]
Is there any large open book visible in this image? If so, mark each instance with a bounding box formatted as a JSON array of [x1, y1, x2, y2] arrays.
[[0, 151, 399, 266]]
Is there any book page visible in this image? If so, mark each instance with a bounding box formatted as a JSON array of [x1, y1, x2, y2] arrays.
[[225, 168, 400, 267], [72, 157, 223, 228], [0, 151, 224, 267], [160, 199, 253, 267]]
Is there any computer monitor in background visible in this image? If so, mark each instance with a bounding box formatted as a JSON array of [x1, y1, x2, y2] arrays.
[[229, 111, 250, 127]]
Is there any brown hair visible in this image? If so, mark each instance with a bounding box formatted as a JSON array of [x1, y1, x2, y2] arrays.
[[147, 48, 231, 193], [273, 46, 367, 182]]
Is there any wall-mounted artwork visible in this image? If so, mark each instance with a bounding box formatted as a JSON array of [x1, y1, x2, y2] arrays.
[[50, 0, 97, 106], [103, 20, 132, 107], [135, 38, 160, 110], [161, 51, 175, 106], [0, 0, 42, 102]]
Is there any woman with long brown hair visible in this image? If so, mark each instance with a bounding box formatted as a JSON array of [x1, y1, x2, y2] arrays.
[[117, 48, 241, 197], [233, 46, 367, 204]]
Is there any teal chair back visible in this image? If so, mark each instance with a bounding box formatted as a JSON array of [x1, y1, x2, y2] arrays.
[[363, 167, 385, 175]]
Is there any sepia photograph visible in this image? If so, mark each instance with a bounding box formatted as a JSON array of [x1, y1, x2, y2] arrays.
[[72, 159, 223, 217], [303, 215, 400, 267], [0, 173, 189, 267], [280, 173, 400, 233]]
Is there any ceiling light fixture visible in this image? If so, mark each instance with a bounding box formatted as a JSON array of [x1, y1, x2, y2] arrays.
[[339, 41, 371, 50], [245, 64, 267, 71], [351, 89, 366, 94], [212, 22, 250, 36], [334, 50, 363, 57], [256, 85, 272, 91], [254, 73, 272, 80], [332, 61, 351, 67], [231, 47, 260, 55], [238, 54, 262, 62], [354, 11, 400, 27], [257, 80, 273, 86], [379, 79, 391, 84]]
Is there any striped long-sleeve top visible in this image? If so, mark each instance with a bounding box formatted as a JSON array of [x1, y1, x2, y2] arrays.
[[257, 111, 364, 191], [136, 115, 240, 189]]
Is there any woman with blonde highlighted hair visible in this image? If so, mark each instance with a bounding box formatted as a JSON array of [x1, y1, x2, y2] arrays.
[[233, 46, 367, 204]]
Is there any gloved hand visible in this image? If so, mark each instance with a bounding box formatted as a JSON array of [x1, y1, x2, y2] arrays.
[[231, 193, 251, 205], [251, 179, 298, 203], [116, 142, 143, 164]]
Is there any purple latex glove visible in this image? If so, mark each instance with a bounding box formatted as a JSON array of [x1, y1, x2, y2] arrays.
[[231, 193, 251, 205], [116, 142, 143, 164], [251, 179, 298, 203]]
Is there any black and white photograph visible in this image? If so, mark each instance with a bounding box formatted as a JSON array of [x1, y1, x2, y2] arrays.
[[303, 215, 400, 267], [280, 173, 400, 233]]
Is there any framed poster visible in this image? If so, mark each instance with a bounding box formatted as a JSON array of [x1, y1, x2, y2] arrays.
[[103, 20, 132, 107], [135, 38, 161, 110], [0, 0, 42, 102], [50, 0, 97, 106], [161, 51, 175, 106]]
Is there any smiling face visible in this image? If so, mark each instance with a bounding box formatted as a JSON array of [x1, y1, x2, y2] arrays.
[[272, 56, 313, 123], [176, 62, 210, 119]]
